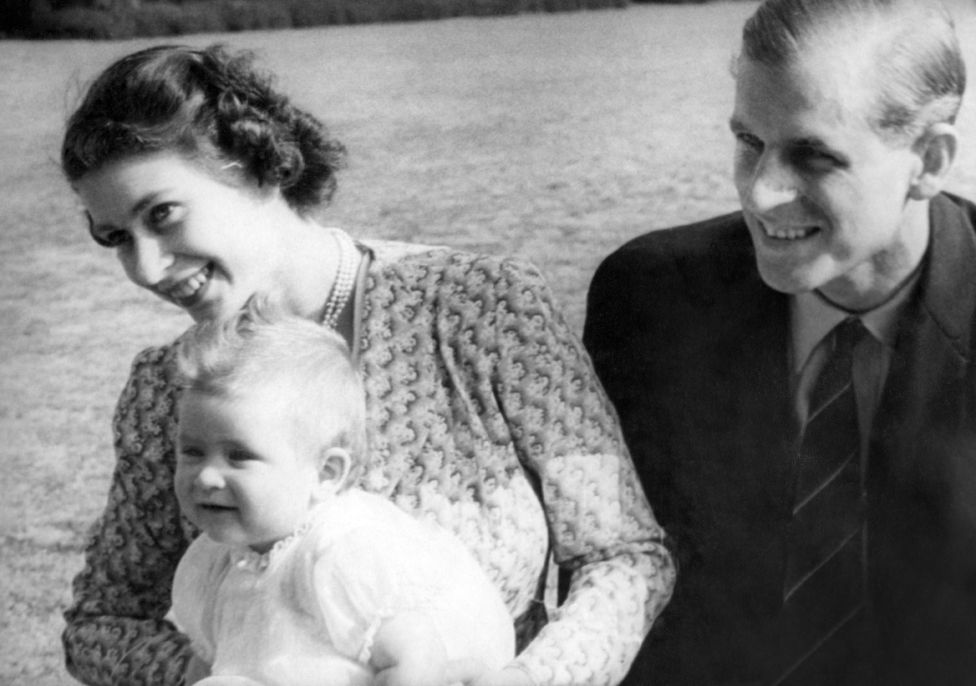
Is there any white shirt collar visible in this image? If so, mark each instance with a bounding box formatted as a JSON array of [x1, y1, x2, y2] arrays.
[[791, 272, 921, 373]]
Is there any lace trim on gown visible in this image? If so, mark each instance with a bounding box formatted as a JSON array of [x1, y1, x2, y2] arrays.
[[228, 514, 317, 573]]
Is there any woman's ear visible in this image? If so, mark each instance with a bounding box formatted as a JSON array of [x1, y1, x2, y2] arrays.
[[315, 447, 351, 497], [908, 122, 958, 201]]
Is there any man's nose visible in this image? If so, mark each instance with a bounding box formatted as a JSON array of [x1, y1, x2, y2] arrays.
[[123, 234, 172, 287], [743, 152, 799, 214]]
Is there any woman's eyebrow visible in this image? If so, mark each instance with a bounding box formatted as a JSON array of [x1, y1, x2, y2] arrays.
[[90, 193, 164, 232]]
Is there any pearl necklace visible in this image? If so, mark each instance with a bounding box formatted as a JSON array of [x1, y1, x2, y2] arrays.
[[321, 229, 359, 330]]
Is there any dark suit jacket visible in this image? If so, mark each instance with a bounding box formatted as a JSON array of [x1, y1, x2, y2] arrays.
[[584, 193, 976, 686]]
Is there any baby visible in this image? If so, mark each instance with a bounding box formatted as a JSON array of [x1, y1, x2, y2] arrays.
[[171, 300, 514, 686]]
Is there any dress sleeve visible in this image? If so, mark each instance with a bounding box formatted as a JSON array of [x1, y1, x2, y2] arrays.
[[62, 346, 194, 686], [474, 257, 676, 685]]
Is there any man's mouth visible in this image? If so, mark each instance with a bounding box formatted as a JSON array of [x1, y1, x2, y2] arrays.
[[762, 223, 820, 241]]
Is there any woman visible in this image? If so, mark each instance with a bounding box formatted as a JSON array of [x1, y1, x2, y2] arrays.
[[60, 44, 675, 686]]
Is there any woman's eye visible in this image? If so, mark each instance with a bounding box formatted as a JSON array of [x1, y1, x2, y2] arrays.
[[91, 227, 131, 248], [87, 215, 131, 248], [148, 203, 176, 227]]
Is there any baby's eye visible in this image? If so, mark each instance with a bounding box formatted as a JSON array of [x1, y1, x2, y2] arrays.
[[178, 446, 205, 461], [228, 448, 255, 464]]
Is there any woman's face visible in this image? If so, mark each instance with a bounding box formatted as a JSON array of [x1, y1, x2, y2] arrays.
[[76, 152, 290, 323]]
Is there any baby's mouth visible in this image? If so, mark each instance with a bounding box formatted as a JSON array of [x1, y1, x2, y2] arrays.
[[198, 502, 236, 513]]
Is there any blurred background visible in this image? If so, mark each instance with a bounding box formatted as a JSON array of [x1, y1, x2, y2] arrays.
[[4, 0, 727, 39]]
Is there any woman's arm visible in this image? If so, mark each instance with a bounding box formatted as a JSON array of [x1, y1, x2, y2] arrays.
[[482, 258, 676, 686], [62, 346, 194, 686]]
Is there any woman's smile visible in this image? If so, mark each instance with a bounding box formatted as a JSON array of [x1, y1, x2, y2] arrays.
[[156, 263, 215, 308]]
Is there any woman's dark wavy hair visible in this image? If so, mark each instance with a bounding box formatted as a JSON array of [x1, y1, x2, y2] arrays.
[[61, 44, 347, 213], [740, 0, 966, 143]]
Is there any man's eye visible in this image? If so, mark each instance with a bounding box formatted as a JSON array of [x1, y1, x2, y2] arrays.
[[735, 132, 763, 151], [791, 146, 842, 170]]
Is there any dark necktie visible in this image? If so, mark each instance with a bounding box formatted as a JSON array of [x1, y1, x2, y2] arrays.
[[776, 317, 869, 685]]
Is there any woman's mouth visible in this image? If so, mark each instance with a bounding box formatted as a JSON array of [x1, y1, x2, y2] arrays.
[[159, 264, 214, 307]]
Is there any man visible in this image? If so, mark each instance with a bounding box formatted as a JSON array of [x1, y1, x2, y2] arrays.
[[584, 1, 974, 684]]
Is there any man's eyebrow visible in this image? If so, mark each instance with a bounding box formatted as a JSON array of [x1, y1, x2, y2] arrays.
[[790, 136, 831, 149]]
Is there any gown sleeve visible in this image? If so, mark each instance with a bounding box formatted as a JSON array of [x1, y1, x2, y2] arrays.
[[62, 346, 194, 686], [308, 521, 442, 665], [171, 535, 230, 666]]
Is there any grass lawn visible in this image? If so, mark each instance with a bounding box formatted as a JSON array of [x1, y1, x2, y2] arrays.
[[2, 1, 975, 683]]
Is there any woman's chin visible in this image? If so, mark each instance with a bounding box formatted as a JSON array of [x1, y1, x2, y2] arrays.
[[183, 293, 243, 323]]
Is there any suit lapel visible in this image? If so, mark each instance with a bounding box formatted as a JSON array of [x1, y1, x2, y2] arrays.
[[863, 195, 976, 677]]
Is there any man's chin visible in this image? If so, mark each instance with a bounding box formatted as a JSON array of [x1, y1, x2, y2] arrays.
[[754, 260, 827, 296]]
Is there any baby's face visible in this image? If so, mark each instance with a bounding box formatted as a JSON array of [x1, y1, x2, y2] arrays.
[[175, 390, 322, 552]]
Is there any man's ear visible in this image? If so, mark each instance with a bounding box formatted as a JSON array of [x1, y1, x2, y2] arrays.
[[315, 447, 351, 494], [908, 122, 958, 201]]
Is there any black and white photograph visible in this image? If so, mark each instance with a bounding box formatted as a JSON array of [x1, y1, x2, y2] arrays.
[[2, 0, 976, 684]]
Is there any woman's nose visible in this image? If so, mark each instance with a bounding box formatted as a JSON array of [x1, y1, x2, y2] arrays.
[[123, 234, 172, 287], [742, 153, 799, 214]]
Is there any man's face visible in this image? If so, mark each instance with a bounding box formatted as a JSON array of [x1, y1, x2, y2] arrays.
[[730, 46, 929, 310]]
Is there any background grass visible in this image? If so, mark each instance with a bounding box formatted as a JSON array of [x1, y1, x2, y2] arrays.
[[2, 2, 976, 683]]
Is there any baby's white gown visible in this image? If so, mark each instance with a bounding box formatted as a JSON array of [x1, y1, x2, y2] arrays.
[[172, 489, 515, 686]]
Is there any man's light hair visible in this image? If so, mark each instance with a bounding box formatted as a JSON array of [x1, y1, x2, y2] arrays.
[[176, 297, 367, 476], [740, 0, 966, 143]]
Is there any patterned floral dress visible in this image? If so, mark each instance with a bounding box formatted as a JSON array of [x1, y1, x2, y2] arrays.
[[62, 241, 676, 686]]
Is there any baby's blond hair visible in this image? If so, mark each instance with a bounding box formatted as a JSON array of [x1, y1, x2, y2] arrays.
[[176, 296, 367, 477]]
